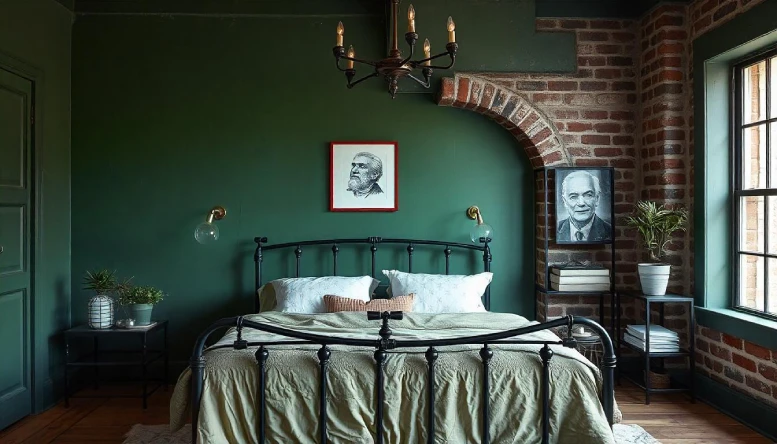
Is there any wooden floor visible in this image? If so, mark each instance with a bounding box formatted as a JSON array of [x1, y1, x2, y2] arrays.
[[0, 382, 771, 443]]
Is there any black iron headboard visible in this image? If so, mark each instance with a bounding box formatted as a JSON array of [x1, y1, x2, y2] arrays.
[[253, 236, 493, 311]]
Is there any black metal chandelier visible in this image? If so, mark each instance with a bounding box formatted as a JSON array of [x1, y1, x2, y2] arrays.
[[332, 0, 458, 99]]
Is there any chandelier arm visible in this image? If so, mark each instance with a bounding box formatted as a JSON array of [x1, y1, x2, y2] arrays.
[[412, 50, 453, 68], [406, 73, 432, 89], [400, 32, 418, 66], [340, 56, 378, 67], [347, 72, 379, 89]]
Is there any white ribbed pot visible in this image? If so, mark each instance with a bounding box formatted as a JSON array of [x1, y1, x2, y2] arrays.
[[638, 263, 671, 295]]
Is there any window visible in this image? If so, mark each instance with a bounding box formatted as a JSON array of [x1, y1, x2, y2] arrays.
[[733, 48, 777, 317]]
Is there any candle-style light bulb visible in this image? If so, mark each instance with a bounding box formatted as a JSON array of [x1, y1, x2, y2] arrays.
[[336, 21, 344, 47], [347, 45, 355, 69], [447, 16, 456, 43], [423, 38, 431, 65], [407, 4, 416, 33]]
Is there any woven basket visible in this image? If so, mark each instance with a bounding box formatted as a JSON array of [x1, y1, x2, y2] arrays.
[[645, 369, 670, 389]]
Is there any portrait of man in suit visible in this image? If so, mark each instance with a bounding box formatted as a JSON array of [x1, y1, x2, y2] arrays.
[[347, 152, 384, 198], [556, 169, 613, 243]]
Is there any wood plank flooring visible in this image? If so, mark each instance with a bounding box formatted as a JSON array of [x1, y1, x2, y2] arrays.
[[0, 382, 771, 443]]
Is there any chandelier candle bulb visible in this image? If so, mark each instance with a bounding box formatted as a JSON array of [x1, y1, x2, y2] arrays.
[[407, 4, 415, 33], [336, 21, 344, 46], [423, 38, 431, 65], [347, 45, 355, 69], [447, 16, 455, 43]]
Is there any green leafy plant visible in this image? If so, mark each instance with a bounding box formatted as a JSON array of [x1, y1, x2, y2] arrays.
[[83, 270, 117, 295], [118, 285, 165, 306], [625, 201, 689, 262]]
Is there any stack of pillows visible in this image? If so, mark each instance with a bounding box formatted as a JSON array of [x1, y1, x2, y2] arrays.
[[257, 270, 493, 314]]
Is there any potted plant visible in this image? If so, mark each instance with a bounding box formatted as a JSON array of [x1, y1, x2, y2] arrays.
[[118, 285, 164, 326], [84, 270, 118, 329], [625, 201, 689, 295]]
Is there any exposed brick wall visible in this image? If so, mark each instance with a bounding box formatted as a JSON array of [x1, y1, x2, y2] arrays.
[[438, 0, 777, 406], [439, 18, 640, 326], [696, 325, 777, 408]]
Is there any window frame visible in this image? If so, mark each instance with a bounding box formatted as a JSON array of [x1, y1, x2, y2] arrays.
[[732, 46, 777, 319]]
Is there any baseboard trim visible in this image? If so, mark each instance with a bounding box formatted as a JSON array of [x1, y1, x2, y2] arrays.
[[692, 373, 777, 441]]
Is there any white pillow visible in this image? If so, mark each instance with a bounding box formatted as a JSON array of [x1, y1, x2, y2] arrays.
[[382, 270, 492, 313], [270, 276, 379, 313]]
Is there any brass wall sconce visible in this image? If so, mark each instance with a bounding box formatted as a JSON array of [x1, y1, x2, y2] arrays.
[[195, 206, 226, 244], [466, 205, 494, 243]]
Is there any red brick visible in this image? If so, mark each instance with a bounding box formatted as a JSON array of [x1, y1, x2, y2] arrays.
[[536, 19, 559, 30], [595, 44, 621, 55], [594, 123, 621, 133], [590, 20, 622, 30], [733, 353, 757, 373], [657, 42, 685, 55], [745, 375, 771, 395], [722, 333, 742, 349], [613, 136, 635, 145], [548, 81, 578, 91], [580, 81, 608, 91], [566, 122, 593, 132], [438, 77, 455, 105], [594, 148, 623, 157], [560, 20, 589, 29], [594, 69, 622, 79], [659, 70, 684, 82], [759, 363, 777, 382], [696, 337, 710, 353], [582, 110, 609, 119], [579, 31, 609, 42], [582, 135, 611, 145], [455, 77, 470, 106], [710, 344, 730, 361], [744, 342, 772, 361]]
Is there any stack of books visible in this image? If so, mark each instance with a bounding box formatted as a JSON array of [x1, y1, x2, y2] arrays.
[[549, 265, 611, 292], [623, 324, 680, 353]]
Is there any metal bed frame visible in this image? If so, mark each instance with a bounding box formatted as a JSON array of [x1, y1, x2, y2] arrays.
[[188, 237, 616, 443]]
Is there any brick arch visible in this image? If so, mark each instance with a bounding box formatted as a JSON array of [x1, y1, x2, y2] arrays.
[[437, 75, 571, 168]]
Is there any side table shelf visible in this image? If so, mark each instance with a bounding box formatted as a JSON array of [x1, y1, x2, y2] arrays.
[[63, 320, 168, 409], [617, 293, 695, 405]]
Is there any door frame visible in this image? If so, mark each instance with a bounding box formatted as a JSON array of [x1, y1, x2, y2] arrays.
[[0, 50, 43, 414]]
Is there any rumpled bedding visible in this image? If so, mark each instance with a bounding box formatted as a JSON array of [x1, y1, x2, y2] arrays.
[[170, 311, 619, 443]]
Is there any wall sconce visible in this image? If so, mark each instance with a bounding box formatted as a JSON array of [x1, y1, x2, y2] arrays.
[[466, 205, 494, 243], [195, 206, 226, 244]]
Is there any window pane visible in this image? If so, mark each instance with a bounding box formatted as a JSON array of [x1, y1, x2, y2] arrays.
[[740, 196, 765, 253], [744, 61, 767, 124], [743, 125, 767, 189], [770, 196, 777, 254], [771, 57, 776, 119], [771, 123, 776, 188], [739, 254, 765, 310], [769, 259, 777, 315]]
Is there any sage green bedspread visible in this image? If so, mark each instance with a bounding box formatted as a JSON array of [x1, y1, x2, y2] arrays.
[[170, 312, 619, 443]]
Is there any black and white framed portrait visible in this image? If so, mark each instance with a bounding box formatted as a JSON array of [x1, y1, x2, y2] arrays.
[[330, 141, 398, 212], [554, 167, 614, 244]]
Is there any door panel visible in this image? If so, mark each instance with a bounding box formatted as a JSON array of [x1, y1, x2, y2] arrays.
[[0, 67, 32, 430], [0, 205, 24, 275], [0, 83, 25, 188], [0, 290, 27, 399]]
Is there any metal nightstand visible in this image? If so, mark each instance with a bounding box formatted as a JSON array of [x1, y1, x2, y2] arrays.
[[63, 320, 168, 409]]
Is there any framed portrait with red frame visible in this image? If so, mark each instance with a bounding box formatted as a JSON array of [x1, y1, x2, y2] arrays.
[[330, 141, 398, 212]]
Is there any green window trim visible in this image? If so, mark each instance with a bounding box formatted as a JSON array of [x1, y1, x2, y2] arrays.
[[694, 0, 777, 341]]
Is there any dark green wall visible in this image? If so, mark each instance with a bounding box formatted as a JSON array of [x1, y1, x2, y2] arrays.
[[71, 14, 536, 361], [0, 0, 72, 411]]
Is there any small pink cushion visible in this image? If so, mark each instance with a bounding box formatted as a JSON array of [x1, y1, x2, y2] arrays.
[[323, 294, 415, 313]]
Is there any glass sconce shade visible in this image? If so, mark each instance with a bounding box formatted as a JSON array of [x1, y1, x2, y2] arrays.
[[470, 222, 494, 243], [195, 221, 219, 244]]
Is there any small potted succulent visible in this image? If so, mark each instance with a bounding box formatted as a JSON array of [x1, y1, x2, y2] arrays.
[[118, 285, 164, 326], [625, 201, 689, 295]]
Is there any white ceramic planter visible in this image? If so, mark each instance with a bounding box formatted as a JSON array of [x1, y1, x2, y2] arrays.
[[638, 263, 671, 295]]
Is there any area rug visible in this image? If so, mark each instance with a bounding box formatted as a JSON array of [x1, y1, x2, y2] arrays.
[[123, 423, 660, 443]]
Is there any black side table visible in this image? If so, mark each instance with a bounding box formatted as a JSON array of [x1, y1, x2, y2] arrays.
[[63, 320, 168, 409], [617, 293, 695, 404]]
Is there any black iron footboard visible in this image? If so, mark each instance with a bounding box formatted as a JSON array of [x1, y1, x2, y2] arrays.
[[188, 313, 616, 444]]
